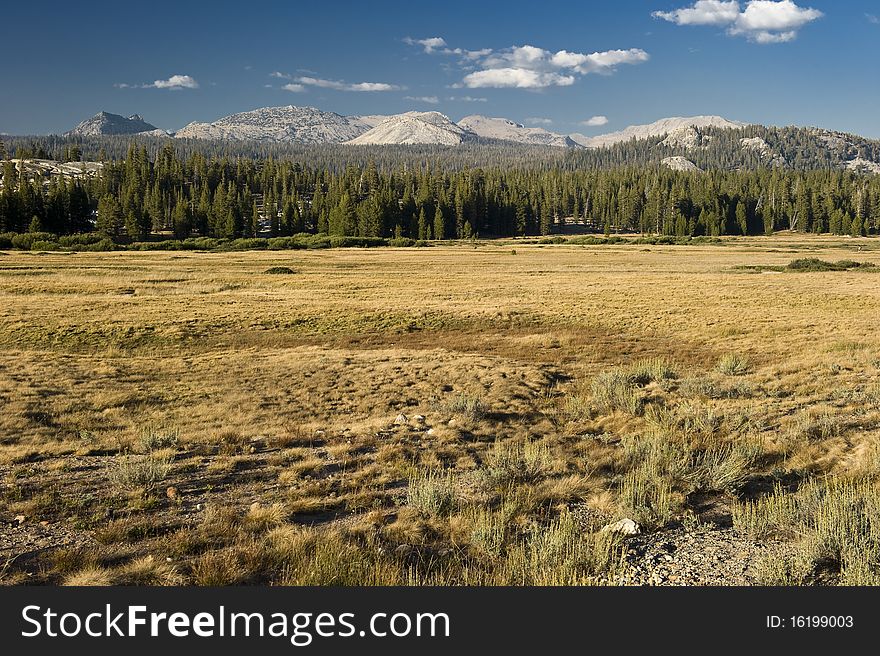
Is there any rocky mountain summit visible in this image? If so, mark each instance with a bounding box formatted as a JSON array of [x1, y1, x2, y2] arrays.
[[175, 105, 382, 144], [457, 115, 579, 148], [571, 115, 746, 148], [65, 112, 161, 137], [347, 112, 476, 146]]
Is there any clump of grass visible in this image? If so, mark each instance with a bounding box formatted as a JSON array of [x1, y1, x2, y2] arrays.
[[500, 512, 625, 585], [466, 505, 509, 557], [734, 478, 880, 585], [109, 452, 172, 491], [619, 404, 761, 527], [62, 566, 114, 586], [445, 393, 488, 421], [136, 426, 180, 453], [624, 357, 677, 386], [406, 470, 457, 516], [484, 439, 551, 488], [716, 352, 750, 376], [265, 266, 296, 274], [115, 555, 182, 586], [591, 371, 644, 415], [617, 463, 677, 530], [788, 408, 846, 443], [590, 358, 677, 417], [242, 503, 287, 533], [189, 550, 246, 586]]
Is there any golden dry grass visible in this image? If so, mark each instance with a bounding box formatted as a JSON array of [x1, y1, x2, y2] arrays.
[[2, 234, 880, 585]]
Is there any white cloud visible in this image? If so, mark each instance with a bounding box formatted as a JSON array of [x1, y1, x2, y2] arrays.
[[296, 76, 403, 92], [653, 1, 822, 43], [461, 68, 576, 89], [447, 95, 488, 102], [404, 95, 440, 104], [653, 0, 740, 25], [282, 83, 306, 92], [525, 117, 553, 125], [404, 36, 448, 53], [868, 13, 880, 24], [150, 74, 199, 89], [581, 115, 609, 127], [115, 74, 199, 90], [407, 37, 648, 89]]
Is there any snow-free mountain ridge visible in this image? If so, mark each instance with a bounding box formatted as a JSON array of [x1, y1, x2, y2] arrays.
[[570, 116, 747, 149], [347, 112, 475, 146], [65, 112, 162, 137], [174, 106, 383, 144]]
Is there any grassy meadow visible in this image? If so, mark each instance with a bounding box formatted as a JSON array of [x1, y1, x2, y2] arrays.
[[2, 234, 880, 585]]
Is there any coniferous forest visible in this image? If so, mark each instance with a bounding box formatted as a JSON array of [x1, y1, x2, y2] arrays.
[[1, 137, 880, 247]]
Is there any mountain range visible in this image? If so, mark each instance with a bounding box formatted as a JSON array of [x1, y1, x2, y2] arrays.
[[66, 107, 746, 149], [61, 107, 880, 174]]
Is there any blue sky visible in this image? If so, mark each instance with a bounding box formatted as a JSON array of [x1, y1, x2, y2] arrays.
[[2, 0, 879, 137]]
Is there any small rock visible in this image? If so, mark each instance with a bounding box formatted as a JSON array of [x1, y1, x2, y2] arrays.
[[412, 415, 426, 423], [447, 419, 457, 427], [600, 518, 641, 536], [394, 414, 408, 425], [195, 503, 204, 511], [426, 428, 436, 436], [166, 486, 179, 500], [14, 515, 26, 525]]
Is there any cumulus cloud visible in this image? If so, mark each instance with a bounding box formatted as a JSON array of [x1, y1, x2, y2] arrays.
[[525, 117, 553, 125], [404, 95, 440, 104], [581, 115, 609, 127], [150, 74, 199, 89], [653, 0, 822, 43], [407, 37, 648, 89], [653, 0, 740, 25], [403, 36, 448, 53], [461, 68, 576, 89], [115, 74, 199, 90]]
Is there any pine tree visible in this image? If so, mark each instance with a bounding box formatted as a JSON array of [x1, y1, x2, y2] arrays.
[[433, 206, 445, 240], [417, 207, 428, 240], [96, 194, 123, 237]]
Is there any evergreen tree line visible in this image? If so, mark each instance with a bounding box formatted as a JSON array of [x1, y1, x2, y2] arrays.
[[2, 142, 880, 241]]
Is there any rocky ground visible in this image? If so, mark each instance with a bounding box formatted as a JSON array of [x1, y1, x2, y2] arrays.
[[615, 524, 792, 586]]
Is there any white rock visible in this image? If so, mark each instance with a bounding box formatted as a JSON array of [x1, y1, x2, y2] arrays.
[[394, 414, 408, 425], [412, 415, 426, 423], [347, 112, 474, 146], [458, 115, 578, 148], [601, 518, 641, 536], [176, 105, 379, 144]]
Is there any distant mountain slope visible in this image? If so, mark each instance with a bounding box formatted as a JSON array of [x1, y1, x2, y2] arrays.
[[175, 105, 379, 144], [458, 115, 578, 148], [65, 112, 159, 137], [572, 115, 747, 148], [347, 112, 475, 145], [55, 106, 880, 175]]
